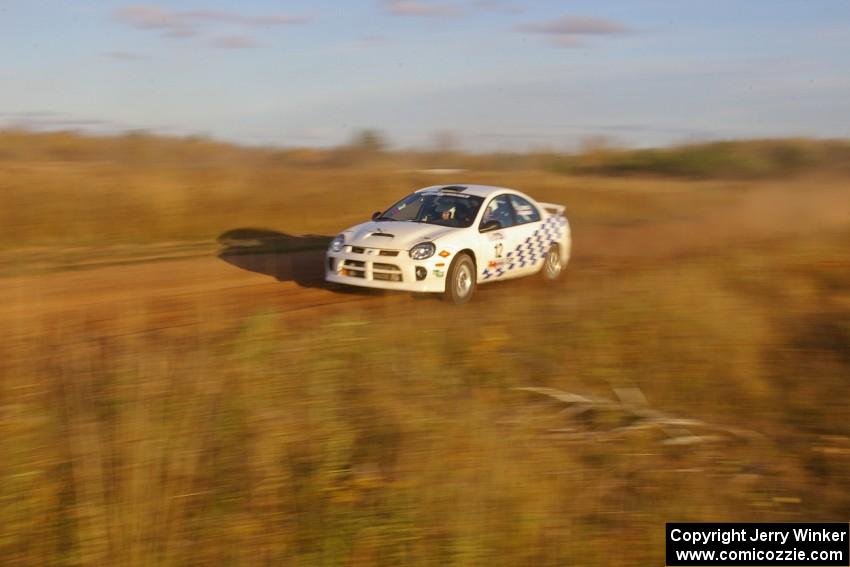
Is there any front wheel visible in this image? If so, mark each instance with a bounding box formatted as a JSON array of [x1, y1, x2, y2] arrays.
[[443, 253, 476, 304], [540, 244, 563, 281]]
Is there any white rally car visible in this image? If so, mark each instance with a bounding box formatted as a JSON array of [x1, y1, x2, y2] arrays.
[[325, 184, 570, 303]]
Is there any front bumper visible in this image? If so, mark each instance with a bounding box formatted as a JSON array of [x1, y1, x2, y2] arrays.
[[325, 247, 448, 293]]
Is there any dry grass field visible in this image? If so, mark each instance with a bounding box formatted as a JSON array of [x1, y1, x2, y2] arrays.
[[1, 131, 849, 566]]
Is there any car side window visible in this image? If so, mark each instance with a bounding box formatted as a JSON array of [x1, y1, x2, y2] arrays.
[[386, 194, 424, 221], [480, 195, 516, 230], [509, 195, 541, 224]]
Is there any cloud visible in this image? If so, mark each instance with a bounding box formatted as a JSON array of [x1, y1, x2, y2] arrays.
[[115, 5, 195, 38], [381, 0, 459, 17], [211, 35, 258, 49], [105, 50, 149, 61], [516, 15, 632, 47], [114, 4, 310, 42], [551, 123, 719, 137], [0, 111, 122, 132], [175, 10, 310, 27], [471, 0, 524, 14]]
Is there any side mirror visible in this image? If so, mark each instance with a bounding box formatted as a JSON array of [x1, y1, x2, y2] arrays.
[[371, 211, 382, 221], [479, 219, 502, 233]]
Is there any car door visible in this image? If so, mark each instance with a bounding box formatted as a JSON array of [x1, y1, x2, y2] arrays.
[[504, 194, 546, 277], [477, 194, 522, 282]]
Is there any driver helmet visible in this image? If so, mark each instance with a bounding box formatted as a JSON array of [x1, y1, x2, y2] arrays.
[[435, 200, 456, 219]]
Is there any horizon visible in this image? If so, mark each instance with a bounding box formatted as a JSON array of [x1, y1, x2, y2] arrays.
[[3, 1, 850, 151], [5, 126, 850, 155]]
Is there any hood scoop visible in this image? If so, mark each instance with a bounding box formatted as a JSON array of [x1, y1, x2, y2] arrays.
[[368, 232, 394, 238]]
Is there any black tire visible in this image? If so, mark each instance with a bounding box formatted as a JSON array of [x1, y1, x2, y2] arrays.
[[540, 243, 563, 282], [443, 253, 476, 304]]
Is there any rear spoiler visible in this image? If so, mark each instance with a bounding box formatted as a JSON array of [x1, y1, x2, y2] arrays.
[[539, 202, 565, 216]]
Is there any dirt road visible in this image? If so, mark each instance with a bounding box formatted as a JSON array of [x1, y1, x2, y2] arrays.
[[3, 180, 847, 334]]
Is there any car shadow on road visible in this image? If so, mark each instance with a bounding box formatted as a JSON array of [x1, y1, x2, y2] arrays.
[[216, 228, 383, 295]]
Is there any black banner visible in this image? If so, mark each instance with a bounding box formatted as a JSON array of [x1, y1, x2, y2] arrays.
[[666, 523, 849, 566]]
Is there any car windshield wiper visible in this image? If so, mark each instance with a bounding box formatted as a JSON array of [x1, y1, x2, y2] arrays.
[[374, 215, 397, 221]]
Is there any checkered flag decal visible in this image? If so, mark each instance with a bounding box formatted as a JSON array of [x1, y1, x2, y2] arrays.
[[481, 215, 566, 280]]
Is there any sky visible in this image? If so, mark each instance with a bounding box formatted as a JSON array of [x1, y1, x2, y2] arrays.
[[2, 0, 850, 150]]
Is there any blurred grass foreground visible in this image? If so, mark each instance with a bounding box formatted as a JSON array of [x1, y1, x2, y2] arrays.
[[1, 129, 849, 566]]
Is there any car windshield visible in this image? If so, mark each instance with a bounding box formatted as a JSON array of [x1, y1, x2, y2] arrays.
[[378, 191, 483, 228]]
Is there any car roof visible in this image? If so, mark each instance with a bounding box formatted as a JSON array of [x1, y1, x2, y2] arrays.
[[416, 184, 522, 198]]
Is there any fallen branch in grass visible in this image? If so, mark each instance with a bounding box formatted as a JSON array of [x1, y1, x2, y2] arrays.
[[514, 386, 763, 445]]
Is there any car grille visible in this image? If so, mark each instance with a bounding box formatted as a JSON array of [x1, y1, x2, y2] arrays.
[[372, 262, 398, 270], [340, 259, 366, 278], [373, 263, 402, 282], [348, 246, 399, 257], [339, 259, 402, 282]]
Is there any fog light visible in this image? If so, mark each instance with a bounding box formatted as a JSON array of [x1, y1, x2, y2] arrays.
[[415, 267, 427, 281]]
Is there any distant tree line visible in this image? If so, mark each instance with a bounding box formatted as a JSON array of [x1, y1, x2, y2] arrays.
[[1, 128, 848, 179]]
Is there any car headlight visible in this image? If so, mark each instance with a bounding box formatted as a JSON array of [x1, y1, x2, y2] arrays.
[[409, 241, 436, 260], [330, 234, 345, 252]]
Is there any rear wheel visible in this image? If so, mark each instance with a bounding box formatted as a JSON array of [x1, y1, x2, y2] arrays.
[[443, 253, 476, 304], [541, 244, 563, 281]]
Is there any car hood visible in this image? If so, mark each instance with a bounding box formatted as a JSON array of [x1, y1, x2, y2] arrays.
[[341, 221, 459, 250]]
